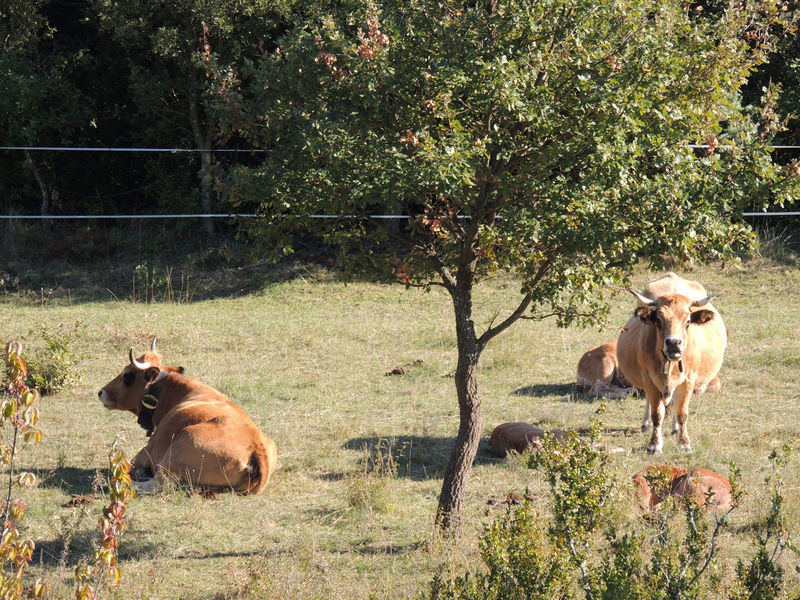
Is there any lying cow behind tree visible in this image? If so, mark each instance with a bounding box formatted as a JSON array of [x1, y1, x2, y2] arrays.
[[617, 273, 727, 454], [576, 339, 635, 398], [97, 339, 277, 494], [488, 422, 567, 458]]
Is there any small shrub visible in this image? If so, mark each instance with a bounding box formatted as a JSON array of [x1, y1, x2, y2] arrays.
[[347, 439, 398, 514], [427, 500, 572, 600], [753, 226, 799, 266], [131, 263, 162, 303], [23, 323, 84, 395], [345, 476, 393, 515], [3, 343, 134, 600], [74, 441, 136, 600], [729, 446, 797, 600]]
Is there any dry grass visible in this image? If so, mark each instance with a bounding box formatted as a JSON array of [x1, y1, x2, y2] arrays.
[[1, 259, 799, 598]]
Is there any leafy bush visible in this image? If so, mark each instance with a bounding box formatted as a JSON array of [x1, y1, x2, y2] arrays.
[[425, 414, 798, 600], [23, 323, 84, 395]]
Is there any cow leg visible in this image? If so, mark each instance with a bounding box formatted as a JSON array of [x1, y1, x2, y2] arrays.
[[674, 384, 693, 451], [130, 444, 163, 492], [131, 446, 155, 476], [662, 403, 678, 435], [646, 388, 665, 454], [650, 401, 677, 435]]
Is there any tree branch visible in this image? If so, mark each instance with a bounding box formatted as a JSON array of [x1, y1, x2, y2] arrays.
[[478, 292, 533, 348]]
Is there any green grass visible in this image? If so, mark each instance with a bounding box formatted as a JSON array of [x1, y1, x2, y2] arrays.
[[1, 258, 800, 598]]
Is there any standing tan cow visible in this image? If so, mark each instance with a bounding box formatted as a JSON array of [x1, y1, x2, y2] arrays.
[[97, 339, 277, 494], [617, 273, 726, 454]]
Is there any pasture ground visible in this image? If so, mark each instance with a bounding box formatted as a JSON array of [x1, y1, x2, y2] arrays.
[[1, 257, 799, 599]]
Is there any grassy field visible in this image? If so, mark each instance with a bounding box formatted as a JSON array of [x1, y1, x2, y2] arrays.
[[2, 257, 800, 599]]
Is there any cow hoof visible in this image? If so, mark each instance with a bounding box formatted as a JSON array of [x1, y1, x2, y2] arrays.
[[132, 477, 159, 494], [680, 445, 693, 453], [132, 466, 154, 481], [646, 446, 663, 455]]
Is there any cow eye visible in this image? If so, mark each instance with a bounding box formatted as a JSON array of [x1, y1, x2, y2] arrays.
[[655, 317, 663, 328], [123, 372, 135, 386]]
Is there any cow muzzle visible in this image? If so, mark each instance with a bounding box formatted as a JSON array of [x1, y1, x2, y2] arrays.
[[663, 336, 683, 360], [97, 388, 114, 409]]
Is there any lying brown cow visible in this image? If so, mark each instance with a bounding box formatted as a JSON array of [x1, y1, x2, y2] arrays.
[[633, 465, 735, 511], [97, 339, 277, 494], [617, 273, 727, 454], [488, 422, 567, 458], [576, 340, 635, 398]]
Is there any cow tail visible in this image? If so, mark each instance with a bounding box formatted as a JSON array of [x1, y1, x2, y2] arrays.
[[243, 435, 277, 494]]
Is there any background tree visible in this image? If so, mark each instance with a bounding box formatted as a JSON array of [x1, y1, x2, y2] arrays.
[[224, 0, 798, 530], [0, 0, 90, 216], [89, 0, 295, 233]]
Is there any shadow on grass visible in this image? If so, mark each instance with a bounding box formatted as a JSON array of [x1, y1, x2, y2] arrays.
[[513, 382, 639, 404], [35, 529, 160, 568], [338, 435, 498, 482], [351, 541, 426, 555], [36, 528, 259, 570], [512, 382, 578, 398], [2, 222, 341, 304], [38, 466, 104, 495]]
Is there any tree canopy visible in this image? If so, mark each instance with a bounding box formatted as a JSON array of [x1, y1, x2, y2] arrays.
[[230, 0, 796, 308], [223, 0, 799, 528]]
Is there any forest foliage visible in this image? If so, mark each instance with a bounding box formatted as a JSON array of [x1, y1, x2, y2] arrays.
[[0, 0, 799, 224]]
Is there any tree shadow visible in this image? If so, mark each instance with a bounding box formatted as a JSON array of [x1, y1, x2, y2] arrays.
[[2, 226, 340, 304], [512, 382, 639, 403], [35, 529, 160, 569], [512, 382, 579, 399], [35, 527, 259, 570], [338, 435, 498, 482], [37, 466, 105, 495]]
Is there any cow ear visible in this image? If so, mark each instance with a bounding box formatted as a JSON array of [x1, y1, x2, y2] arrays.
[[690, 309, 714, 325], [634, 305, 655, 323], [143, 366, 160, 383]]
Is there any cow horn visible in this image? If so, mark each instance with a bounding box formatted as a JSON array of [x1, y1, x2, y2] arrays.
[[129, 348, 151, 370], [150, 337, 157, 353], [629, 290, 656, 307], [691, 292, 723, 308]]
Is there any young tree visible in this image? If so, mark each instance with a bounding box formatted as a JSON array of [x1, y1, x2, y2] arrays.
[[224, 0, 798, 530]]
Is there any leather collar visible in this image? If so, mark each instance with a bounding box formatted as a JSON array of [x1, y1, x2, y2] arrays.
[[138, 369, 169, 436]]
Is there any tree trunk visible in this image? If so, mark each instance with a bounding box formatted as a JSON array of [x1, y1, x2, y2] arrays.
[[189, 70, 214, 235], [24, 150, 50, 216], [198, 148, 214, 235], [436, 280, 483, 531]]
